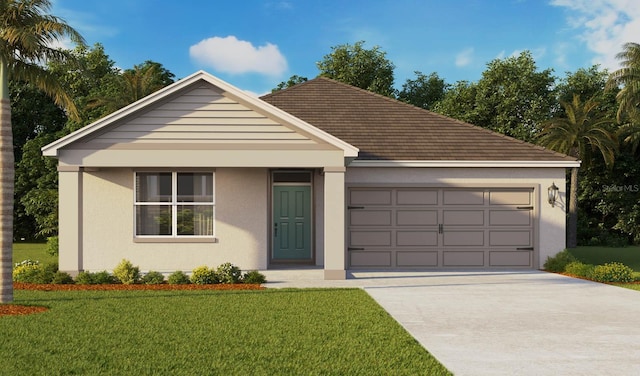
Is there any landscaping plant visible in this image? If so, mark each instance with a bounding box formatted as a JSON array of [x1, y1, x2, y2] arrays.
[[216, 262, 242, 284], [141, 271, 165, 285], [112, 259, 140, 284], [590, 262, 635, 283], [167, 271, 191, 285], [544, 249, 578, 273], [190, 266, 218, 284]]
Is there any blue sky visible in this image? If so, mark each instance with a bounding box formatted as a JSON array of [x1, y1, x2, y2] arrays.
[[52, 0, 640, 96]]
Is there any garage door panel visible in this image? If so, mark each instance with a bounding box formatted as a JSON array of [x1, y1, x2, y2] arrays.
[[443, 231, 485, 246], [350, 190, 392, 205], [350, 210, 392, 226], [489, 231, 531, 246], [350, 251, 392, 267], [443, 251, 485, 266], [397, 190, 438, 205], [490, 210, 531, 226], [397, 210, 438, 226], [443, 190, 485, 205], [397, 251, 438, 266], [350, 231, 392, 246], [489, 251, 532, 266], [489, 191, 531, 205], [397, 231, 438, 246], [443, 210, 484, 226]]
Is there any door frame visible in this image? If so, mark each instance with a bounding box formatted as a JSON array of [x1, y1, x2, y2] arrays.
[[269, 170, 315, 265]]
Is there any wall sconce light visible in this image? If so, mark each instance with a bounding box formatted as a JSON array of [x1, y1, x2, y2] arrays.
[[548, 182, 559, 207]]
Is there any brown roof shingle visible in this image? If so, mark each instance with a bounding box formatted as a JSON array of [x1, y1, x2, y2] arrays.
[[261, 77, 576, 162]]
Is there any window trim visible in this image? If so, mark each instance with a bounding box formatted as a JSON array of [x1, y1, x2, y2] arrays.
[[133, 170, 216, 241]]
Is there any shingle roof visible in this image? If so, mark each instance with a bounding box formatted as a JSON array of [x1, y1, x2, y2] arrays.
[[261, 77, 576, 162]]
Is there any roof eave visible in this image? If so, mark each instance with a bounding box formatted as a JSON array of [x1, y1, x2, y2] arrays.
[[348, 160, 581, 168]]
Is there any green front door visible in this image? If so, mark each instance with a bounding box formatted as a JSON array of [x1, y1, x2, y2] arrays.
[[272, 185, 312, 260]]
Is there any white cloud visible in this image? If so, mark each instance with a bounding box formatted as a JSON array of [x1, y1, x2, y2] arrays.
[[455, 47, 474, 67], [189, 35, 288, 76], [550, 0, 640, 71]]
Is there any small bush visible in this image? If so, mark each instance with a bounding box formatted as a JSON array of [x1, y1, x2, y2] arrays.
[[167, 271, 191, 285], [142, 271, 165, 285], [12, 260, 55, 283], [113, 259, 140, 284], [74, 271, 94, 285], [46, 235, 59, 257], [564, 261, 595, 279], [190, 266, 218, 285], [52, 271, 74, 284], [591, 262, 634, 283], [216, 262, 242, 284], [93, 271, 117, 284], [543, 249, 577, 273], [242, 270, 267, 284]]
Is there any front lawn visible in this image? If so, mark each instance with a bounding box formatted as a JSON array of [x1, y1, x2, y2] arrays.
[[12, 242, 54, 265], [0, 288, 451, 375], [568, 246, 640, 271]]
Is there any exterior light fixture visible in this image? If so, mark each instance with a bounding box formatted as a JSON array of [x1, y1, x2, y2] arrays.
[[548, 182, 559, 207]]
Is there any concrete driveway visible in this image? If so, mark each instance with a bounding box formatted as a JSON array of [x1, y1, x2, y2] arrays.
[[263, 269, 640, 375]]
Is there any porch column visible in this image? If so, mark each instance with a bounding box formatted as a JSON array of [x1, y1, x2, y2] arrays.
[[58, 166, 83, 274], [323, 166, 346, 280]]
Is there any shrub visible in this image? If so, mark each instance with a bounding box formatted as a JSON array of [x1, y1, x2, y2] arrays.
[[543, 249, 577, 273], [564, 261, 595, 279], [113, 259, 141, 284], [591, 262, 634, 283], [12, 259, 55, 283], [190, 266, 218, 285], [46, 235, 59, 257], [242, 270, 267, 284], [75, 271, 94, 285], [52, 271, 74, 284], [93, 271, 117, 284], [167, 271, 190, 285], [216, 262, 242, 284], [142, 271, 165, 285]]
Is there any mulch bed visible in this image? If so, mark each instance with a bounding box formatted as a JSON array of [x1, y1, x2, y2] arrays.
[[1, 282, 265, 317]]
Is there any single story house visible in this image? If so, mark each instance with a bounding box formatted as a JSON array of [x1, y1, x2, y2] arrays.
[[42, 71, 579, 279]]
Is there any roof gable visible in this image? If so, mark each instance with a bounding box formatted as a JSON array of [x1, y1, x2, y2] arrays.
[[261, 77, 578, 165], [42, 71, 358, 157]]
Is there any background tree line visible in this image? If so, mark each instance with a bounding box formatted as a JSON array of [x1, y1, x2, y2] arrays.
[[11, 39, 640, 247]]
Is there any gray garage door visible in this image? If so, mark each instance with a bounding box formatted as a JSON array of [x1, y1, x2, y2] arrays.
[[347, 187, 535, 268]]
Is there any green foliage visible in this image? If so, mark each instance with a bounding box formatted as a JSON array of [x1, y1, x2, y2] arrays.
[[317, 41, 396, 97], [74, 272, 94, 285], [51, 271, 74, 284], [141, 271, 165, 285], [272, 75, 308, 92], [112, 259, 141, 284], [12, 260, 57, 284], [167, 271, 191, 285], [564, 261, 595, 279], [242, 270, 267, 284], [544, 249, 578, 273], [216, 262, 242, 284], [398, 71, 448, 110], [46, 236, 59, 257], [591, 262, 635, 283], [93, 271, 117, 284], [190, 266, 218, 285]]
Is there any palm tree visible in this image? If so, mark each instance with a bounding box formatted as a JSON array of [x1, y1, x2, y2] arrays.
[[1, 0, 84, 303], [607, 42, 640, 122], [538, 94, 617, 248]]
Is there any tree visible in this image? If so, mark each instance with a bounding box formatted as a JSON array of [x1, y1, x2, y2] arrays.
[[87, 60, 174, 114], [607, 42, 640, 122], [0, 0, 84, 303], [397, 71, 448, 110], [317, 41, 395, 97], [272, 75, 308, 92], [538, 94, 618, 248], [432, 80, 478, 123]]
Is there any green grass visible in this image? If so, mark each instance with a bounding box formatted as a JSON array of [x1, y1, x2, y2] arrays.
[[0, 288, 451, 375], [12, 242, 54, 265], [568, 246, 640, 271]]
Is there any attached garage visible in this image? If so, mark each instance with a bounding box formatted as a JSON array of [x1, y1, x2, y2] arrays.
[[347, 187, 536, 268]]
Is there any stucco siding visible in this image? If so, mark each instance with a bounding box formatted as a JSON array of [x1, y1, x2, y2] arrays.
[[345, 167, 567, 269], [79, 168, 268, 273]]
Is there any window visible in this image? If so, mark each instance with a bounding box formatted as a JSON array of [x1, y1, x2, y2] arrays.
[[135, 172, 214, 237]]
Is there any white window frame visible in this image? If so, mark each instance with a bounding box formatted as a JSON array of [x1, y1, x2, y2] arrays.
[[134, 171, 215, 241]]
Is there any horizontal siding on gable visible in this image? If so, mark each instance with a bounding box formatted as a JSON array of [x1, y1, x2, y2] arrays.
[[85, 83, 317, 146]]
